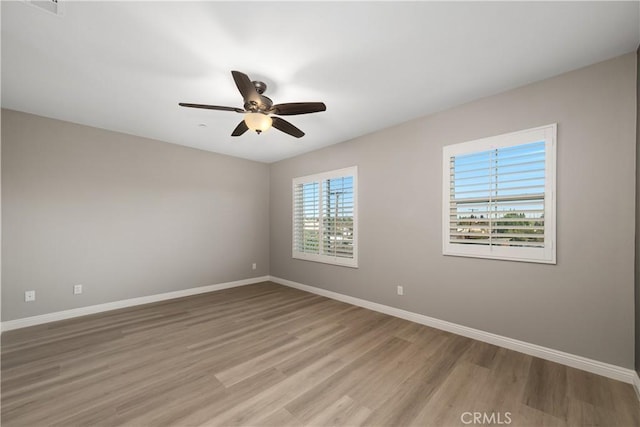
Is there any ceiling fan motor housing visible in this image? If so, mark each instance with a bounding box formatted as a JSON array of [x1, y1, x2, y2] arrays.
[[243, 81, 272, 112], [245, 96, 273, 113]]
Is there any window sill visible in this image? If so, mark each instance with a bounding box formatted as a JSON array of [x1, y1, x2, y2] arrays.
[[292, 252, 358, 268]]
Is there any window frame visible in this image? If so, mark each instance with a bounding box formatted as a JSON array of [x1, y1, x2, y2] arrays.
[[292, 166, 358, 268], [442, 124, 557, 264]]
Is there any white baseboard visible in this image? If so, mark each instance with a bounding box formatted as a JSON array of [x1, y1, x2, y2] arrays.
[[1, 276, 270, 332], [269, 275, 639, 387], [633, 372, 640, 401]]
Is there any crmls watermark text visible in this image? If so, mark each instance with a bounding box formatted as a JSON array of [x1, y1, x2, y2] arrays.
[[460, 411, 512, 425]]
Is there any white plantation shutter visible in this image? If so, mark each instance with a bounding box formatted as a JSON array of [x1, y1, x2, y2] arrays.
[[443, 125, 556, 264], [293, 182, 320, 254], [449, 141, 546, 248], [322, 176, 355, 259], [293, 167, 358, 267]]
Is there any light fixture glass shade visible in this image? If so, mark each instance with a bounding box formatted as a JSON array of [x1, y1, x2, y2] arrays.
[[244, 112, 272, 133]]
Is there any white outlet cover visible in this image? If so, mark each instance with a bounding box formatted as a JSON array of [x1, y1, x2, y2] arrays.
[[25, 290, 36, 302]]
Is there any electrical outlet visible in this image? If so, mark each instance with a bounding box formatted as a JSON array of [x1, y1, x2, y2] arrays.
[[252, 263, 257, 270], [397, 285, 404, 296], [25, 290, 36, 302], [74, 284, 83, 295]]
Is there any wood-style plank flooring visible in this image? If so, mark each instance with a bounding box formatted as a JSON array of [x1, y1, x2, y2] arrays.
[[2, 282, 639, 426]]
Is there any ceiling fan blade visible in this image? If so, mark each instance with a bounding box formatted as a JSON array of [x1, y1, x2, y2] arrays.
[[272, 117, 305, 138], [231, 70, 261, 105], [271, 102, 326, 116], [179, 103, 244, 113], [231, 120, 249, 137]]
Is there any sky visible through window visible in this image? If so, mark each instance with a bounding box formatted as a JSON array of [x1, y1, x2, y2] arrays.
[[450, 140, 546, 247], [301, 177, 354, 219]]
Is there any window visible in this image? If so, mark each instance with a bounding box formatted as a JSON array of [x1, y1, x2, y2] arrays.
[[293, 166, 358, 267], [443, 124, 556, 264]]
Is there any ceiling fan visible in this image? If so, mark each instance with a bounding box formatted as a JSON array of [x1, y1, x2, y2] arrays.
[[179, 71, 326, 138]]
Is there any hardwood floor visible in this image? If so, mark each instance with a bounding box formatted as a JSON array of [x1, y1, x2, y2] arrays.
[[2, 282, 639, 426]]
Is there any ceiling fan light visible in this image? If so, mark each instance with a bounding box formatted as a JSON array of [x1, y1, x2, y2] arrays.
[[244, 112, 272, 133]]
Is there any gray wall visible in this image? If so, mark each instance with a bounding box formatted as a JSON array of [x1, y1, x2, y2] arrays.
[[2, 109, 269, 321], [270, 53, 637, 368], [635, 45, 640, 376]]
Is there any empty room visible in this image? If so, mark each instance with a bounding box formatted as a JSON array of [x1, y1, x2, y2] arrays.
[[2, 1, 640, 426]]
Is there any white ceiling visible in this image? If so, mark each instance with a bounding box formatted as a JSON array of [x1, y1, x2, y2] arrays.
[[2, 1, 639, 163]]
